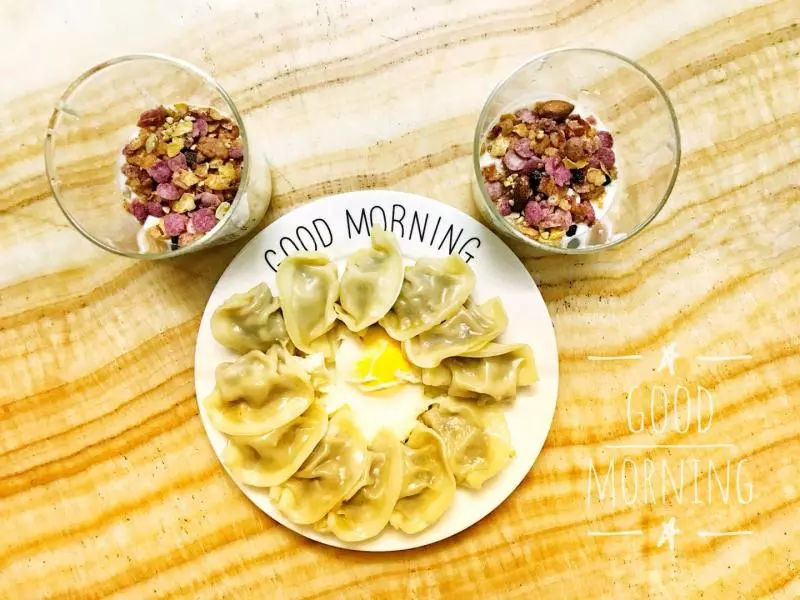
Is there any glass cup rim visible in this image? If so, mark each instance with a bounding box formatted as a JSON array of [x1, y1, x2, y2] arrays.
[[472, 47, 682, 255], [44, 52, 251, 260]]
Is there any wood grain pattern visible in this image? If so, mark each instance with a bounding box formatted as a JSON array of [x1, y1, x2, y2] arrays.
[[1, 0, 798, 598]]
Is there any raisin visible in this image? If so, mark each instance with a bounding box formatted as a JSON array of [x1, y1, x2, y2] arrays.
[[566, 224, 577, 237], [571, 169, 584, 183], [183, 150, 198, 168], [529, 170, 542, 191]]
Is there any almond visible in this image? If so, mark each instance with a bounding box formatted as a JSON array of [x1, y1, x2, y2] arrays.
[[534, 99, 575, 121]]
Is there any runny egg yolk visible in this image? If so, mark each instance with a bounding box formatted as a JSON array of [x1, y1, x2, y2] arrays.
[[352, 328, 414, 390]]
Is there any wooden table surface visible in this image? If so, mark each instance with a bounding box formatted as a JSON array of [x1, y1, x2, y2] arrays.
[[1, 0, 798, 598]]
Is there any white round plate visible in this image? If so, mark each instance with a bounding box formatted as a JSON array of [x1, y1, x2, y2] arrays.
[[195, 190, 559, 551]]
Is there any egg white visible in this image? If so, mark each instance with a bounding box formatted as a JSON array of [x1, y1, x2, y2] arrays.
[[321, 334, 431, 441]]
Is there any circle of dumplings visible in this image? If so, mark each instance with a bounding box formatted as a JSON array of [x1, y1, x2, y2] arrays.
[[203, 227, 537, 543]]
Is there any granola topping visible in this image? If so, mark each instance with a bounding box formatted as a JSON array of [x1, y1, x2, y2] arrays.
[[480, 99, 619, 248], [121, 104, 245, 251]]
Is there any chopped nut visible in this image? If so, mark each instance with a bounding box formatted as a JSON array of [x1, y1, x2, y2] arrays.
[[215, 201, 231, 219], [168, 120, 193, 138], [534, 99, 575, 121], [205, 172, 233, 190], [482, 164, 502, 182], [194, 162, 209, 178], [178, 232, 202, 247], [123, 132, 147, 155], [166, 139, 184, 157], [550, 131, 566, 148], [511, 124, 529, 137], [148, 223, 168, 241], [586, 168, 606, 186], [503, 173, 518, 187], [513, 176, 532, 205], [540, 230, 550, 240], [198, 136, 229, 160], [173, 103, 189, 118], [217, 162, 237, 180], [173, 169, 201, 189], [218, 124, 241, 140], [173, 193, 197, 213], [487, 135, 511, 158], [539, 177, 559, 196], [145, 134, 157, 153], [128, 150, 158, 169], [563, 157, 588, 169], [165, 116, 174, 124], [533, 136, 550, 154]]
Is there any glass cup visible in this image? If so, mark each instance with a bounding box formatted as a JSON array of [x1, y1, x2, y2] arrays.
[[472, 48, 680, 254], [45, 54, 272, 259]]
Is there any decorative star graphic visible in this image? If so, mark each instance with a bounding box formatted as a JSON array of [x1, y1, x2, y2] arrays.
[[657, 517, 681, 552], [657, 342, 680, 375]]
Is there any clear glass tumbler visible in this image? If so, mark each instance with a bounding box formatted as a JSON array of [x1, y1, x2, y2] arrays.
[[472, 48, 680, 254], [45, 54, 272, 259]]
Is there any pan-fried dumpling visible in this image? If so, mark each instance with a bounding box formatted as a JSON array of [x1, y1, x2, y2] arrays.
[[335, 227, 404, 332], [420, 397, 514, 489], [380, 256, 475, 341], [210, 283, 291, 353], [422, 343, 536, 401], [276, 253, 339, 355], [389, 424, 456, 534], [204, 348, 315, 436], [402, 298, 508, 368], [222, 400, 328, 487], [323, 428, 404, 542], [270, 405, 369, 525]]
